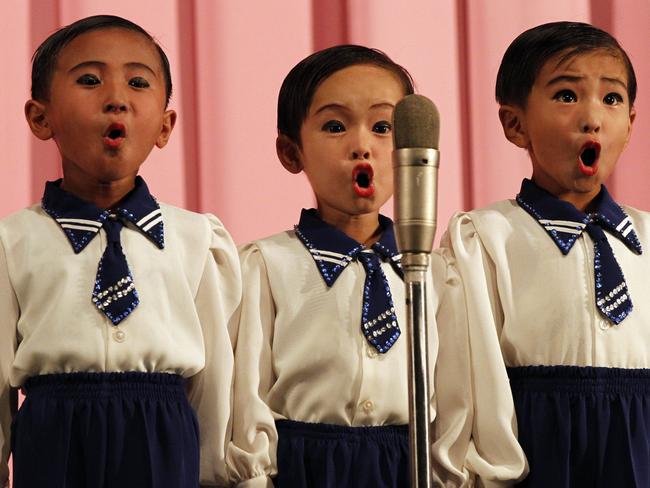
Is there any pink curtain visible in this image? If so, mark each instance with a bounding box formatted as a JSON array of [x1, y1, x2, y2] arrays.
[[1, 0, 648, 245], [1, 0, 649, 483]]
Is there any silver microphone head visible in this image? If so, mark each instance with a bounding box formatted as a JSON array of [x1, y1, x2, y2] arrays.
[[393, 95, 440, 150], [392, 94, 441, 254]]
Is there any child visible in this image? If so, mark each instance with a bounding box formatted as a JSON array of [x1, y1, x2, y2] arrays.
[[226, 45, 444, 487], [436, 21, 643, 487], [0, 15, 240, 487]]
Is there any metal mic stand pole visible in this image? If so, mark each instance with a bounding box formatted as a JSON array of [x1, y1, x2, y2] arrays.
[[403, 252, 432, 488], [392, 94, 440, 488]]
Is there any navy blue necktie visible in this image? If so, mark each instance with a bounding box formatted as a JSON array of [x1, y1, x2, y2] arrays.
[[357, 250, 400, 353], [585, 220, 632, 324], [92, 215, 139, 325]]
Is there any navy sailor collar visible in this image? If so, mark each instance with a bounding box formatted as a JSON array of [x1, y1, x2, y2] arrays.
[[294, 208, 402, 286], [516, 178, 642, 256], [42, 176, 165, 253]]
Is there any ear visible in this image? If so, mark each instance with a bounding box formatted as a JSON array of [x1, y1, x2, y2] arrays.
[[498, 105, 529, 149], [276, 134, 303, 174], [155, 109, 177, 148], [24, 99, 53, 140], [624, 106, 636, 146]]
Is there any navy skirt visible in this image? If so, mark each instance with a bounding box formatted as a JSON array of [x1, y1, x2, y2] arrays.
[[11, 372, 199, 488], [508, 366, 650, 488], [274, 419, 409, 488]]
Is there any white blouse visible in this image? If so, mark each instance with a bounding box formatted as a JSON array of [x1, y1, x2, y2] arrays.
[[0, 203, 241, 487], [432, 199, 650, 486], [226, 229, 445, 487]]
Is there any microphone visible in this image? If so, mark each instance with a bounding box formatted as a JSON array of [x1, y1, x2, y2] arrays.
[[392, 94, 440, 255], [392, 94, 440, 488]]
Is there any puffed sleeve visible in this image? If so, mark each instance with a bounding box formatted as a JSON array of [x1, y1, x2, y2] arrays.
[[430, 245, 473, 487], [226, 243, 277, 488], [0, 233, 18, 488], [186, 214, 241, 488], [432, 213, 527, 487]]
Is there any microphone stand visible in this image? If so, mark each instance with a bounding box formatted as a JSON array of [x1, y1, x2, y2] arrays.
[[394, 144, 439, 488], [402, 253, 432, 488]]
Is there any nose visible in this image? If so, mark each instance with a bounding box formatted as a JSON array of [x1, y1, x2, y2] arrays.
[[579, 101, 601, 134], [104, 100, 128, 113], [350, 128, 371, 160], [103, 81, 128, 113], [352, 149, 370, 159]]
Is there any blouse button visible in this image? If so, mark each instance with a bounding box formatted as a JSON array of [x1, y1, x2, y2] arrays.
[[361, 400, 375, 413], [367, 347, 378, 358], [113, 329, 126, 342], [598, 319, 610, 331]]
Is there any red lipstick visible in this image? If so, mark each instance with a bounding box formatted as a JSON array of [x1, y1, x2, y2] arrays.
[[103, 123, 126, 149], [352, 163, 374, 197], [578, 141, 600, 176]]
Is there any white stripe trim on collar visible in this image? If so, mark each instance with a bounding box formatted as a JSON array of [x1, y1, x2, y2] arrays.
[[137, 208, 162, 227], [539, 219, 586, 229], [56, 218, 102, 228], [313, 255, 350, 266], [544, 225, 583, 235], [141, 215, 163, 232], [60, 223, 101, 233], [309, 248, 352, 260], [616, 216, 631, 232]]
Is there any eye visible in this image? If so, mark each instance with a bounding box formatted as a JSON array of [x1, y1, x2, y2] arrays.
[[76, 74, 100, 86], [372, 121, 392, 134], [129, 77, 150, 89], [553, 89, 577, 103], [322, 120, 345, 133], [603, 92, 624, 106]]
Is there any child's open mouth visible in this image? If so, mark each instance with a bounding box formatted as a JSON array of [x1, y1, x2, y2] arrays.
[[352, 163, 374, 197], [103, 123, 127, 149], [578, 141, 601, 176]]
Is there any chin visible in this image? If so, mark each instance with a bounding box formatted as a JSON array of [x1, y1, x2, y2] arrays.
[[93, 172, 137, 184], [353, 207, 384, 219], [351, 197, 378, 209]]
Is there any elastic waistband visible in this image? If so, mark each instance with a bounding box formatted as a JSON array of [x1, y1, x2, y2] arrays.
[[507, 365, 650, 394], [276, 419, 408, 442], [23, 372, 186, 400]]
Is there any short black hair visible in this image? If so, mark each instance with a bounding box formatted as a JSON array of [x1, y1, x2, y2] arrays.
[[31, 15, 172, 107], [277, 44, 414, 145], [496, 21, 636, 108]]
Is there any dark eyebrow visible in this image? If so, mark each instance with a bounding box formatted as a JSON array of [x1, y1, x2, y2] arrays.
[[370, 102, 396, 110], [313, 103, 347, 115], [69, 61, 158, 78], [313, 101, 395, 115], [546, 74, 627, 91], [602, 76, 628, 90], [545, 75, 581, 87]]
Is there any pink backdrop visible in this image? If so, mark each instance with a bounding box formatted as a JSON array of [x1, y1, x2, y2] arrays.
[[0, 0, 648, 484], [1, 0, 648, 245]]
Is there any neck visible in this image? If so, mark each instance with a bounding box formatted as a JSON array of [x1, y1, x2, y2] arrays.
[[317, 208, 383, 247], [556, 189, 601, 213], [61, 175, 137, 209], [530, 177, 601, 213]]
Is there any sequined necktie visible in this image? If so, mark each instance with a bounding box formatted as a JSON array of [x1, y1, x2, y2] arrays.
[[585, 219, 632, 324], [92, 215, 139, 325], [357, 250, 401, 353]]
